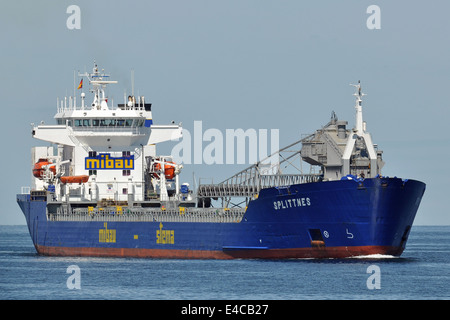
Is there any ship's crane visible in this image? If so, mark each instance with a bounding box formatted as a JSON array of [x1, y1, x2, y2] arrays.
[[197, 81, 384, 208]]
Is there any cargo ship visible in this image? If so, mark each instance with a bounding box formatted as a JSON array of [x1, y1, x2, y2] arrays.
[[16, 62, 426, 259]]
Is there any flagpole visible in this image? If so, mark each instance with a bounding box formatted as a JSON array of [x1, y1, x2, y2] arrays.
[[73, 70, 76, 109]]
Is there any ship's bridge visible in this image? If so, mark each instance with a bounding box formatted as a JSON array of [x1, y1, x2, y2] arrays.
[[53, 105, 152, 147], [32, 62, 181, 148]]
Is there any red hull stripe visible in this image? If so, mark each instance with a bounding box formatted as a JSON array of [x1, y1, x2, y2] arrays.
[[35, 245, 403, 259]]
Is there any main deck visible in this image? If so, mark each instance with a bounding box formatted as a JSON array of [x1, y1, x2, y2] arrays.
[[48, 205, 245, 223]]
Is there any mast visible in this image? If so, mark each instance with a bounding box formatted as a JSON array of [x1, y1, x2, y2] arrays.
[[342, 81, 379, 178], [78, 61, 118, 110], [351, 80, 366, 134]]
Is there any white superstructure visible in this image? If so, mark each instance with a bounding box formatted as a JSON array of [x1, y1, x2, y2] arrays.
[[31, 62, 183, 203]]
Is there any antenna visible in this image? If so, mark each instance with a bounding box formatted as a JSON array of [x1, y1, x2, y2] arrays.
[[73, 70, 76, 102], [350, 80, 366, 103], [131, 69, 135, 97]]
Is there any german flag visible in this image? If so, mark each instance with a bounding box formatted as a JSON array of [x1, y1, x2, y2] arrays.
[[77, 79, 83, 89]]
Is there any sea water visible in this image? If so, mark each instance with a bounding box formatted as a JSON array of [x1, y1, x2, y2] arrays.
[[0, 225, 449, 300]]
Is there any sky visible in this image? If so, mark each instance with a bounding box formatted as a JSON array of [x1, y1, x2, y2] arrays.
[[0, 0, 449, 225]]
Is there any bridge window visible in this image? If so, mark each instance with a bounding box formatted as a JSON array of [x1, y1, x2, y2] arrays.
[[79, 118, 140, 128], [101, 119, 116, 126]]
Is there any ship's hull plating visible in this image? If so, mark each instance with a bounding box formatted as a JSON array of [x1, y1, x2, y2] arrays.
[[17, 177, 426, 259]]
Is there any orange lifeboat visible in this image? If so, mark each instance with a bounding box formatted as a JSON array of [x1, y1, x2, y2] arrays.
[[59, 175, 89, 184], [33, 158, 56, 179], [153, 162, 175, 180]]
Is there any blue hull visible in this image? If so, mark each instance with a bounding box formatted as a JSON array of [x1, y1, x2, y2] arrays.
[[16, 177, 426, 259]]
